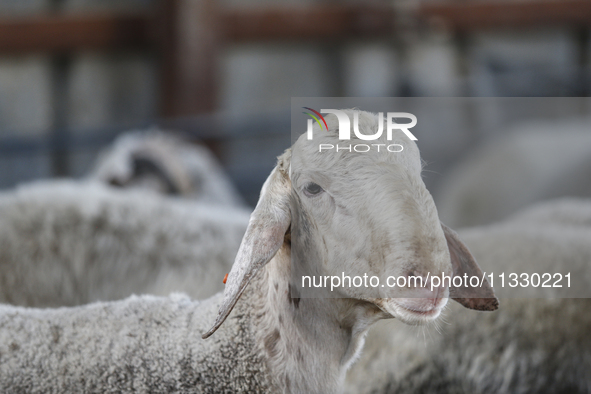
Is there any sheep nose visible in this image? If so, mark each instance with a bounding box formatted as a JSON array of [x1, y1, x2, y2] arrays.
[[396, 271, 447, 312]]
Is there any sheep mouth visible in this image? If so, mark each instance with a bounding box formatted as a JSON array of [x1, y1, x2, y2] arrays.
[[383, 298, 447, 325], [397, 303, 440, 316]]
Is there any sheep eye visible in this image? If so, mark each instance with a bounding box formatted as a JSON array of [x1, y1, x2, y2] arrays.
[[303, 182, 324, 197]]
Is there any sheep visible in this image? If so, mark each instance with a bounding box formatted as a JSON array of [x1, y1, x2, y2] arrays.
[[90, 129, 245, 207], [435, 118, 591, 228], [0, 110, 497, 393], [345, 198, 591, 394], [0, 180, 249, 308], [0, 130, 249, 308]]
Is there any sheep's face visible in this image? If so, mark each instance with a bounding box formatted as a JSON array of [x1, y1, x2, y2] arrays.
[[203, 110, 496, 340], [289, 110, 452, 325]]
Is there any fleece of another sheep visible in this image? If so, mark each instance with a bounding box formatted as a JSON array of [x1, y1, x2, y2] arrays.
[[0, 292, 272, 393], [0, 180, 249, 308]]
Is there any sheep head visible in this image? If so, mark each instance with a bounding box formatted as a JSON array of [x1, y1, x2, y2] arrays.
[[203, 110, 497, 338]]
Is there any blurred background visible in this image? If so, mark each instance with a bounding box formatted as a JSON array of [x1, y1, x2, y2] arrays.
[[1, 0, 590, 222]]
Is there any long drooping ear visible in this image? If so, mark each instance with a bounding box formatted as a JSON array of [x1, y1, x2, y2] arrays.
[[442, 223, 499, 311], [202, 152, 292, 339]]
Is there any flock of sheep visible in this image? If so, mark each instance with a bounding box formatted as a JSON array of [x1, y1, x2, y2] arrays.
[[0, 113, 590, 393]]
